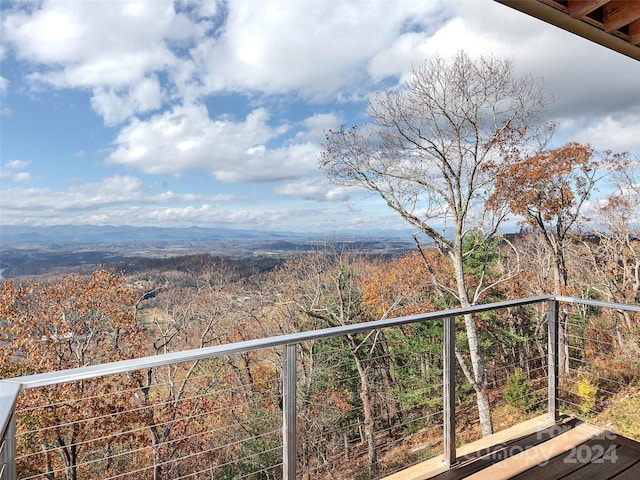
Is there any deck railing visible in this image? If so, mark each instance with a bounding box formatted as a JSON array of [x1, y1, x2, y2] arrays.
[[2, 295, 640, 479]]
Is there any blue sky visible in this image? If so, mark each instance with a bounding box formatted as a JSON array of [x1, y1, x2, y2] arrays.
[[1, 0, 639, 233]]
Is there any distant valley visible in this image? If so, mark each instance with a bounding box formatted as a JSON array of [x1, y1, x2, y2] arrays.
[[0, 225, 416, 278]]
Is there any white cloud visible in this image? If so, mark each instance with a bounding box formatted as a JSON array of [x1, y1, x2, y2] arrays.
[[91, 77, 163, 126], [1, 0, 448, 125], [299, 113, 342, 142], [186, 0, 219, 19], [191, 0, 444, 99], [32, 51, 173, 90], [107, 103, 321, 182], [3, 0, 640, 233], [274, 178, 352, 201], [358, 0, 640, 156], [9, 172, 31, 183], [369, 17, 504, 82], [450, 0, 640, 130], [0, 182, 354, 230], [3, 1, 182, 65], [0, 175, 237, 216], [68, 175, 144, 198], [574, 113, 640, 151], [4, 160, 30, 170], [0, 160, 31, 183], [2, 0, 203, 122]]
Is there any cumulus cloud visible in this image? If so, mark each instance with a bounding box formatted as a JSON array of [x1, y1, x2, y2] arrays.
[[0, 175, 239, 224], [3, 1, 182, 67], [107, 103, 321, 182], [274, 178, 352, 201], [574, 113, 640, 151], [5, 172, 31, 183], [2, 0, 203, 122], [450, 0, 640, 127], [1, 0, 449, 125], [299, 113, 342, 142], [0, 181, 355, 230], [3, 0, 639, 232], [0, 160, 31, 183], [370, 0, 640, 153], [369, 17, 504, 82], [191, 1, 444, 100], [91, 78, 163, 126], [3, 160, 30, 169], [0, 45, 7, 93]]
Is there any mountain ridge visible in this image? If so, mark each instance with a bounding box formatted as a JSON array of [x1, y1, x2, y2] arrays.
[[0, 224, 416, 245]]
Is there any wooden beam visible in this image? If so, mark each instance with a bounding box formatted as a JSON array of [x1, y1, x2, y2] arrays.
[[604, 0, 640, 32], [567, 0, 609, 19], [630, 19, 640, 45], [495, 0, 640, 61]]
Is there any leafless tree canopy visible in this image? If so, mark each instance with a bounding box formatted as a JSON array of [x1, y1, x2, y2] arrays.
[[321, 51, 553, 253]]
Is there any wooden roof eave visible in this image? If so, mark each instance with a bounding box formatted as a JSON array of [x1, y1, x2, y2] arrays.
[[495, 0, 640, 61]]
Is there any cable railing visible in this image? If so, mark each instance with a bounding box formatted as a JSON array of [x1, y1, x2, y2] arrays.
[[2, 295, 640, 479]]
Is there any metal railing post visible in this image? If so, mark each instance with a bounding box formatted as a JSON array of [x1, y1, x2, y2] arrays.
[[282, 344, 297, 479], [548, 299, 559, 423], [0, 414, 15, 480], [443, 316, 457, 466], [0, 381, 20, 480]]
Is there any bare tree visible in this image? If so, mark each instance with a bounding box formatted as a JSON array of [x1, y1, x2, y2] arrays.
[[134, 264, 238, 479], [320, 51, 552, 436]]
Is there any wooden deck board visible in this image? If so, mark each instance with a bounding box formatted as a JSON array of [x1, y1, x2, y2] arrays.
[[381, 415, 640, 480], [430, 424, 572, 480], [381, 415, 557, 480], [558, 444, 639, 480], [610, 461, 640, 479], [512, 437, 617, 479], [462, 422, 603, 480]]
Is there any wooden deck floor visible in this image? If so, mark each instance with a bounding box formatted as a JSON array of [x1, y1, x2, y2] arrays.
[[383, 415, 640, 480]]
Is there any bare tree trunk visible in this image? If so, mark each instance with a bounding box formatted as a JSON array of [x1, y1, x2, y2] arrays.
[[452, 247, 493, 437], [345, 334, 377, 474], [553, 248, 570, 377]]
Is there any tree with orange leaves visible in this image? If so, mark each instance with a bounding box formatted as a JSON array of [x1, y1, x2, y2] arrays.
[[0, 270, 146, 480], [489, 142, 627, 375], [490, 142, 625, 294]]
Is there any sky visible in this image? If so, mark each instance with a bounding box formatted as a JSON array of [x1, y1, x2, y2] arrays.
[[1, 0, 639, 233]]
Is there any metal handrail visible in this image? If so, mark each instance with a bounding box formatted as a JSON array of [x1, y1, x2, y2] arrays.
[[2, 294, 639, 479], [2, 295, 553, 391]]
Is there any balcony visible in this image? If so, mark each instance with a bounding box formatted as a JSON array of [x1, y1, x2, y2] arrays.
[[2, 295, 640, 479]]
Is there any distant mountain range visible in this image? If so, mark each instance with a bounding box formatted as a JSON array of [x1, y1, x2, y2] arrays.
[[0, 224, 416, 245]]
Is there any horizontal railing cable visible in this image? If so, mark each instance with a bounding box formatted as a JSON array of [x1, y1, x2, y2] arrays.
[[5, 296, 554, 390], [6, 294, 640, 480]]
